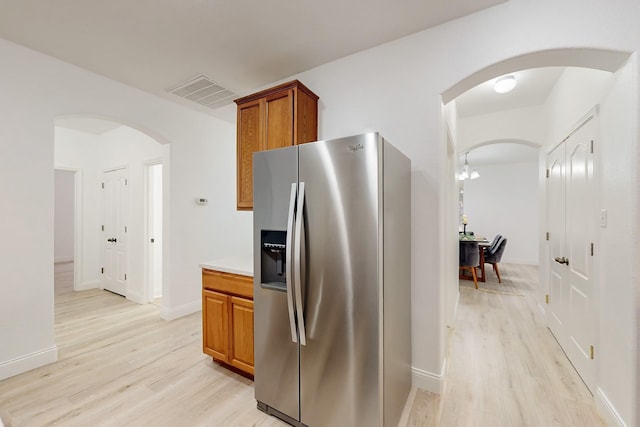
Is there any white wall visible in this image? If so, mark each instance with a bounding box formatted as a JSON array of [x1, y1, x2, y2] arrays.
[[535, 64, 637, 426], [151, 164, 163, 298], [463, 160, 539, 265], [543, 68, 613, 143], [55, 125, 167, 303], [1, 0, 639, 424], [54, 170, 74, 263], [100, 126, 165, 304], [596, 55, 637, 427], [0, 36, 246, 381], [55, 128, 102, 289], [283, 0, 639, 423], [458, 105, 546, 150]]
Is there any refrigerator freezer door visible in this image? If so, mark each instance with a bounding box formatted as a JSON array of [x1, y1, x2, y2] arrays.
[[293, 181, 307, 346], [253, 146, 300, 421], [298, 133, 382, 427]]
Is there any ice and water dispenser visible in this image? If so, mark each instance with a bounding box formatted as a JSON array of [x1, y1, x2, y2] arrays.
[[260, 230, 287, 291]]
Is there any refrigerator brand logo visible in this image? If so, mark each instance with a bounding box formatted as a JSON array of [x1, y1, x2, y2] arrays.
[[348, 143, 364, 152]]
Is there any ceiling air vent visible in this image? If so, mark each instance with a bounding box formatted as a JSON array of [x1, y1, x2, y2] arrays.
[[167, 75, 237, 110]]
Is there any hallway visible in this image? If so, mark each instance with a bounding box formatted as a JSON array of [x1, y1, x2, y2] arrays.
[[406, 263, 606, 426]]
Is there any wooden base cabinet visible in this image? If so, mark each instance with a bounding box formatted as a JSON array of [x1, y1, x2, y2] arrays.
[[202, 269, 254, 376], [235, 80, 319, 210], [228, 296, 254, 373]]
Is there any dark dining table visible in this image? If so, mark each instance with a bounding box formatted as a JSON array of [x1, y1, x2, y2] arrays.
[[459, 235, 491, 282]]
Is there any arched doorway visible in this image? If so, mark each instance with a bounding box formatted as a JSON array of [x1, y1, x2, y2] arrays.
[[54, 115, 169, 307], [441, 48, 636, 425]]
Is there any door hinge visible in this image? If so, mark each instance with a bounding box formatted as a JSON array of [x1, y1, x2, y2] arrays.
[[101, 267, 104, 274], [125, 226, 128, 233], [101, 182, 105, 189], [546, 232, 550, 241], [590, 345, 595, 359], [590, 242, 594, 256], [545, 294, 550, 304], [124, 274, 127, 280], [101, 225, 104, 231], [546, 169, 550, 178], [125, 179, 128, 186], [590, 140, 594, 154]]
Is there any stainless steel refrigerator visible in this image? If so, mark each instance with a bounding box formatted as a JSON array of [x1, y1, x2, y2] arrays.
[[253, 132, 411, 427]]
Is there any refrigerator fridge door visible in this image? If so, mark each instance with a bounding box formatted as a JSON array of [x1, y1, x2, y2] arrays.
[[298, 133, 382, 426], [253, 146, 300, 422]]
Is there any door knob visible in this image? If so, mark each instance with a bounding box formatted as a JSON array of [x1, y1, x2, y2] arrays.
[[554, 256, 569, 265], [107, 238, 118, 243]]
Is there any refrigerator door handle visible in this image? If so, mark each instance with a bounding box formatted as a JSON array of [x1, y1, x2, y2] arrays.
[[294, 182, 307, 346], [286, 182, 298, 343]]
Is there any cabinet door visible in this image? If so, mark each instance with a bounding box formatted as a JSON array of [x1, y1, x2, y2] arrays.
[[237, 98, 264, 210], [202, 290, 229, 362], [265, 89, 293, 150], [229, 296, 255, 374], [293, 87, 318, 145]]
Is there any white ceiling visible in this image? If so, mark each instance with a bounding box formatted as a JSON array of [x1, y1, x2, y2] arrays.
[[455, 67, 566, 118], [455, 67, 566, 168], [0, 0, 506, 116], [2, 0, 573, 167], [461, 142, 539, 167], [56, 117, 123, 135]]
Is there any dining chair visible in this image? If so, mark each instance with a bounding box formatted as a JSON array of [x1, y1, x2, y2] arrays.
[[484, 237, 507, 283], [484, 234, 502, 254], [459, 240, 480, 289]]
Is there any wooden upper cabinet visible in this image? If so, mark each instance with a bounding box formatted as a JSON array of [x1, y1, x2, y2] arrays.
[[236, 99, 264, 210], [265, 90, 293, 150], [235, 80, 318, 210]]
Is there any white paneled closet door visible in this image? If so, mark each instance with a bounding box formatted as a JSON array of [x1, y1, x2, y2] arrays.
[[546, 110, 597, 392], [103, 168, 129, 297]]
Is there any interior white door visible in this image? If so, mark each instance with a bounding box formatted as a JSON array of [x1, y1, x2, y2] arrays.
[[148, 163, 163, 299], [547, 144, 567, 344], [546, 116, 596, 392], [103, 168, 128, 297], [564, 121, 596, 390]]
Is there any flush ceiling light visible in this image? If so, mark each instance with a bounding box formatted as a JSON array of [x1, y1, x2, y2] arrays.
[[494, 75, 517, 94]]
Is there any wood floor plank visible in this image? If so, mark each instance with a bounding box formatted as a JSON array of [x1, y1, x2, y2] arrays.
[[434, 263, 606, 427], [0, 262, 607, 426]]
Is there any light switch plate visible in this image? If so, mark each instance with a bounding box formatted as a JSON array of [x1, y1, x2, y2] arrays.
[[600, 210, 608, 228]]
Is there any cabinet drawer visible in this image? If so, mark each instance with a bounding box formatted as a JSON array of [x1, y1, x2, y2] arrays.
[[202, 269, 253, 299]]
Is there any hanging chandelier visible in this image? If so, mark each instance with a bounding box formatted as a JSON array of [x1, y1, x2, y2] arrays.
[[458, 152, 480, 180]]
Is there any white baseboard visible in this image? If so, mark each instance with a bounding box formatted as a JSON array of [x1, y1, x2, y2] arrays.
[[126, 290, 145, 305], [75, 280, 100, 291], [411, 360, 446, 395], [161, 300, 201, 321], [595, 387, 627, 427], [54, 257, 74, 264], [0, 345, 58, 381]]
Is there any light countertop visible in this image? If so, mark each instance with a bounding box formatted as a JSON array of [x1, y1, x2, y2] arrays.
[[200, 256, 253, 277]]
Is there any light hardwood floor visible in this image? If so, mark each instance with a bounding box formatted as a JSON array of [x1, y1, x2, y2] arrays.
[[406, 263, 606, 427], [0, 262, 606, 426]]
